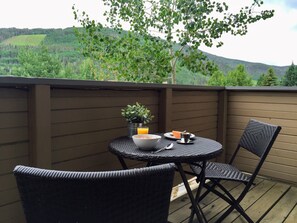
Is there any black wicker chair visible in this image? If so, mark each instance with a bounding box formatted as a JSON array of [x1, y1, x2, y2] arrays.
[[14, 164, 175, 223], [189, 119, 281, 223]]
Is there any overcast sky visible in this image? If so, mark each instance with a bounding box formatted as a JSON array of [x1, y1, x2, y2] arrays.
[[0, 0, 296, 66]]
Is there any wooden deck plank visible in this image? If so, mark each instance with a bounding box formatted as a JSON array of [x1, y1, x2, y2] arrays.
[[168, 178, 296, 223], [169, 180, 246, 223], [209, 178, 275, 223], [261, 187, 297, 223], [199, 178, 263, 223], [202, 184, 246, 222], [228, 182, 290, 223], [284, 203, 297, 223], [169, 180, 241, 215]]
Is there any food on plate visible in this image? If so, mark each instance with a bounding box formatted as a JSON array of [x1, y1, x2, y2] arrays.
[[172, 130, 182, 139]]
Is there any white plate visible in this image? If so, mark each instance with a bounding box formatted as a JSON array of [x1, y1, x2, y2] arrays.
[[164, 132, 195, 140]]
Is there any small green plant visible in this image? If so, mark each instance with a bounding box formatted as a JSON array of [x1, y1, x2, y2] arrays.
[[121, 102, 154, 124]]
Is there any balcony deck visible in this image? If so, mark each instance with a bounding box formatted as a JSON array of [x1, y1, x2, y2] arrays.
[[1, 77, 297, 222], [168, 177, 297, 223]]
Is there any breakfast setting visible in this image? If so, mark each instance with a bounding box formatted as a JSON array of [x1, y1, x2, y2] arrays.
[[109, 119, 223, 223], [132, 129, 196, 152]]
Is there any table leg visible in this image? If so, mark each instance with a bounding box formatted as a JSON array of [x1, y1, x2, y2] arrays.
[[118, 156, 154, 169], [117, 156, 128, 169], [188, 161, 207, 223], [146, 162, 154, 167], [175, 163, 206, 223]]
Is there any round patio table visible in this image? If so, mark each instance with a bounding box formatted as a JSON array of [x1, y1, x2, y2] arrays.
[[109, 134, 223, 223]]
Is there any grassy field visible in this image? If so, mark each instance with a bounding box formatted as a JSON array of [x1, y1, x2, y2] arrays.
[[1, 34, 46, 46]]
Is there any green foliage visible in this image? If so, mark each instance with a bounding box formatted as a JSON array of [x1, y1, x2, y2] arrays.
[[99, 32, 171, 83], [73, 0, 274, 84], [79, 58, 113, 80], [225, 65, 253, 86], [43, 28, 80, 47], [176, 62, 208, 85], [42, 28, 83, 64], [73, 12, 171, 83], [257, 73, 265, 86], [17, 45, 61, 78], [179, 49, 219, 77], [208, 70, 226, 86], [1, 34, 46, 46], [58, 62, 81, 79], [282, 63, 297, 86], [207, 64, 253, 86], [257, 68, 278, 86], [121, 102, 154, 124]]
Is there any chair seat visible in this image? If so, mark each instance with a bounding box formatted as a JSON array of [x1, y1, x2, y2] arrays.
[[191, 161, 250, 183]]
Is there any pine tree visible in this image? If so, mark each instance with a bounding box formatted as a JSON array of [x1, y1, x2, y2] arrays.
[[282, 63, 297, 86], [225, 65, 253, 86], [261, 68, 278, 86], [257, 73, 265, 86], [208, 70, 226, 86]]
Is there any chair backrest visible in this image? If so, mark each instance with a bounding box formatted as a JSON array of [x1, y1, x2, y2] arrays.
[[238, 119, 281, 158], [14, 164, 175, 223], [230, 119, 281, 187]]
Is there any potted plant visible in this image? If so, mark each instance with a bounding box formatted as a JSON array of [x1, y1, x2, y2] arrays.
[[121, 102, 154, 137]]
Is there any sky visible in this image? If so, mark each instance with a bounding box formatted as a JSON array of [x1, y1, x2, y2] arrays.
[[0, 0, 296, 66]]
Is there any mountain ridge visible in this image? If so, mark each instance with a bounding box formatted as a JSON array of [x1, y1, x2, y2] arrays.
[[204, 51, 288, 78]]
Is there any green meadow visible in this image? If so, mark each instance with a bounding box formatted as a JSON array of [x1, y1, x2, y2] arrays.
[[1, 34, 46, 46]]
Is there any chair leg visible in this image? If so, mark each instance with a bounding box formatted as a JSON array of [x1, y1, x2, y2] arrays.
[[189, 162, 208, 223], [196, 182, 215, 202], [233, 203, 254, 223], [215, 205, 235, 222], [189, 181, 219, 222], [204, 183, 234, 206], [188, 208, 195, 223], [215, 203, 254, 223], [188, 190, 204, 223], [199, 181, 254, 223]]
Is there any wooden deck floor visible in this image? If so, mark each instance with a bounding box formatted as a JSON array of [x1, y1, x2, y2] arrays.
[[168, 177, 297, 223]]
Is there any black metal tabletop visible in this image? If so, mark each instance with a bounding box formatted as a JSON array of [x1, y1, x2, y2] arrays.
[[109, 134, 223, 164]]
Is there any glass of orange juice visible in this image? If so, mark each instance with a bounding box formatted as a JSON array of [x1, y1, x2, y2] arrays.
[[137, 126, 149, 134]]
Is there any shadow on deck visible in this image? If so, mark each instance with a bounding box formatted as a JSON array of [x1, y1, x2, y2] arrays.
[[168, 177, 297, 223]]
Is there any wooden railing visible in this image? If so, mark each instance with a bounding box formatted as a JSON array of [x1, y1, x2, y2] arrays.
[[0, 77, 296, 223]]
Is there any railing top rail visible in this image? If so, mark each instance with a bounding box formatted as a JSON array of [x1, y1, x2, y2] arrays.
[[1, 76, 297, 92], [0, 76, 223, 91], [226, 86, 297, 92]]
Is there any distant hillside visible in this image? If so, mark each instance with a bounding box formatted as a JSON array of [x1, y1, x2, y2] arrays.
[[204, 52, 288, 79], [0, 27, 82, 68], [0, 27, 289, 80]]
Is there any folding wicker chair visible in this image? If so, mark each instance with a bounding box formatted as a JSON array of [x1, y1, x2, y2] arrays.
[[189, 119, 281, 223], [14, 164, 175, 223]]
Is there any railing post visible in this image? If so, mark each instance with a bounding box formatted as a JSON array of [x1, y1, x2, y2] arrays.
[[28, 85, 52, 168], [159, 87, 172, 132], [216, 90, 228, 163]]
